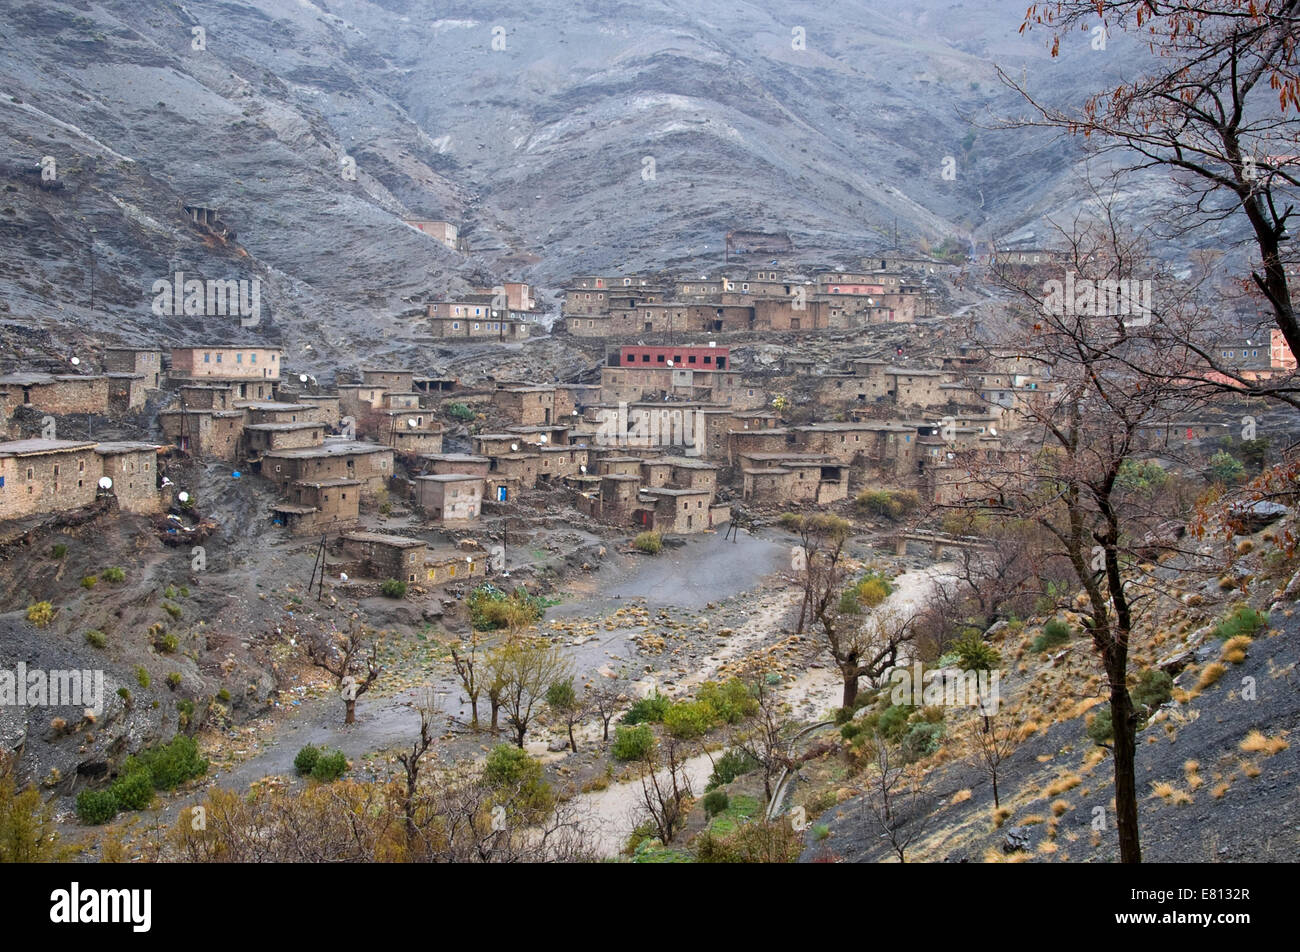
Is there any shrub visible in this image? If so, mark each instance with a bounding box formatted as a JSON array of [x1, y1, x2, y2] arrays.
[[707, 748, 760, 790], [81, 575, 98, 590], [445, 402, 475, 422], [85, 629, 107, 649], [1211, 604, 1267, 642], [163, 602, 182, 620], [75, 789, 118, 825], [156, 632, 179, 653], [901, 721, 945, 761], [25, 602, 54, 628], [102, 566, 126, 583], [1131, 669, 1173, 714], [165, 672, 182, 690], [310, 750, 348, 782], [125, 736, 207, 790], [134, 666, 150, 689], [696, 679, 757, 724], [853, 572, 892, 608], [1086, 708, 1114, 745], [116, 687, 132, 706], [855, 488, 920, 520], [633, 531, 663, 554], [952, 635, 1001, 672], [876, 703, 914, 743], [612, 724, 655, 761], [663, 700, 715, 739], [110, 769, 154, 811], [1032, 618, 1072, 652], [485, 744, 543, 789], [216, 688, 231, 703], [620, 691, 669, 725], [294, 744, 321, 776], [176, 699, 195, 729], [702, 790, 730, 817], [51, 543, 67, 559], [380, 578, 407, 599]]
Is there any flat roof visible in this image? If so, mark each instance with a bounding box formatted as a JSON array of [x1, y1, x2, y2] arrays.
[[235, 401, 311, 411], [0, 372, 104, 385], [263, 440, 391, 459], [94, 441, 162, 455], [416, 473, 484, 482], [341, 531, 426, 548], [244, 422, 324, 432], [292, 478, 361, 488], [642, 486, 711, 496], [419, 453, 489, 463], [740, 452, 836, 463], [0, 439, 96, 457]]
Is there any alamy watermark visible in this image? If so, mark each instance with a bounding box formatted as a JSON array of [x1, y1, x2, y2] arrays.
[[888, 661, 1001, 714], [1042, 271, 1151, 326], [1, 663, 105, 716], [151, 271, 261, 326], [595, 403, 705, 457]]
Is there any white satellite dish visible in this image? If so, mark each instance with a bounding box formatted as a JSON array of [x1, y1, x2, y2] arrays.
[[989, 427, 997, 437], [340, 572, 348, 582], [539, 435, 548, 444], [70, 356, 80, 366], [666, 360, 674, 367], [408, 418, 418, 428], [580, 465, 587, 474], [177, 491, 190, 503], [299, 374, 309, 383], [510, 443, 519, 452], [97, 476, 113, 490]]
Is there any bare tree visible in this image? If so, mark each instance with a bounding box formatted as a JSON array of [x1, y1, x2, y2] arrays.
[[450, 635, 485, 729], [1004, 1, 1300, 406], [960, 711, 1018, 809], [395, 690, 437, 849], [545, 676, 589, 753], [308, 619, 382, 725], [587, 682, 625, 744], [863, 732, 930, 863], [730, 677, 793, 808], [636, 737, 694, 846]]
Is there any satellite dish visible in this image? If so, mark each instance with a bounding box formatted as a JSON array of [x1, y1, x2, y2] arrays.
[[299, 374, 309, 383], [97, 476, 113, 490], [408, 418, 418, 428], [989, 427, 997, 437], [511, 442, 519, 452], [666, 360, 674, 367], [580, 465, 587, 474], [177, 491, 190, 503], [539, 435, 548, 444], [70, 356, 80, 366], [340, 572, 348, 582]]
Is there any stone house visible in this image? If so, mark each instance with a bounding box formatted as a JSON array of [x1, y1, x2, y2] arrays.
[[169, 346, 282, 381], [0, 373, 109, 415], [419, 453, 491, 478], [160, 408, 245, 460], [243, 422, 326, 456], [739, 453, 849, 506], [103, 347, 163, 389], [272, 478, 361, 535], [107, 374, 149, 413], [642, 487, 715, 533], [339, 531, 428, 583], [361, 369, 415, 393], [537, 445, 588, 481], [261, 441, 394, 495], [94, 442, 162, 514], [413, 473, 484, 523], [0, 439, 99, 520]]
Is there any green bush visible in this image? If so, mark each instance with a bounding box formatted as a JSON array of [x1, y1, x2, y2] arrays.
[[216, 688, 231, 703], [696, 679, 757, 724], [165, 672, 182, 690], [380, 578, 407, 599], [663, 700, 716, 739], [81, 575, 98, 590], [294, 744, 321, 776], [445, 402, 475, 422], [1032, 618, 1072, 652], [620, 691, 670, 725], [163, 602, 182, 620], [633, 531, 663, 554], [900, 721, 945, 761], [854, 488, 921, 520], [1131, 668, 1173, 715], [157, 633, 178, 653], [102, 566, 126, 583], [1087, 707, 1114, 745], [125, 736, 207, 790], [484, 744, 543, 789], [1211, 604, 1267, 642], [110, 769, 154, 811], [612, 724, 655, 761], [702, 790, 730, 817], [76, 789, 118, 825], [706, 748, 760, 790], [85, 629, 107, 649], [134, 666, 150, 689], [877, 703, 914, 743], [51, 543, 67, 559], [310, 750, 348, 782]]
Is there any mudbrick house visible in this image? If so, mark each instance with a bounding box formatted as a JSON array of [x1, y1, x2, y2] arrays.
[[412, 473, 484, 523], [0, 438, 163, 520], [93, 442, 163, 514], [261, 441, 395, 496], [169, 345, 283, 391], [0, 372, 109, 415], [103, 347, 164, 389], [271, 477, 361, 535], [338, 531, 428, 583]]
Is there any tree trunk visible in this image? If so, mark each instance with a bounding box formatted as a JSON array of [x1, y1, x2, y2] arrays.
[[1110, 680, 1142, 863], [568, 723, 577, 753], [469, 697, 479, 729], [514, 723, 526, 748], [345, 698, 356, 725], [991, 770, 999, 809], [490, 696, 500, 733], [841, 669, 859, 709]]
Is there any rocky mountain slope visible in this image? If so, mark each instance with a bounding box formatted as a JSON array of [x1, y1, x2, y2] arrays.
[[0, 0, 1149, 374]]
